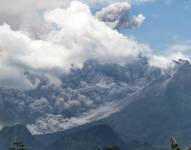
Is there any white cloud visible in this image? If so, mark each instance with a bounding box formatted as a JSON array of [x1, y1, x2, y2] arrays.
[[96, 2, 145, 30], [129, 14, 145, 28], [168, 41, 191, 52], [0, 0, 73, 37], [0, 1, 150, 89], [148, 55, 172, 69], [148, 52, 190, 70], [85, 0, 154, 6], [0, 0, 153, 36], [148, 41, 191, 70]]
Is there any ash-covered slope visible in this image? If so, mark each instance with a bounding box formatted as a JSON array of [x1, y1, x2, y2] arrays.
[[106, 60, 191, 147]]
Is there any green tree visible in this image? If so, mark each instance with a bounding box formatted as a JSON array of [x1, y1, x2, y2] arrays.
[[171, 137, 180, 150]]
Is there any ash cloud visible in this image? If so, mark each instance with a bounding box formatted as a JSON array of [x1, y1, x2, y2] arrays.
[[0, 0, 171, 134], [0, 1, 150, 90], [96, 2, 145, 30]]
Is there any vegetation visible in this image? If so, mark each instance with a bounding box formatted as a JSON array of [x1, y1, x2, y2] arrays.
[[98, 146, 121, 150], [6, 137, 191, 150], [171, 137, 191, 150], [8, 142, 27, 150], [104, 146, 121, 150], [171, 137, 180, 150]]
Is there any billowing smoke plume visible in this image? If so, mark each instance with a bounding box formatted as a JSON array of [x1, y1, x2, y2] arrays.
[[0, 1, 150, 90], [0, 0, 152, 133], [96, 2, 145, 30], [0, 0, 187, 134]]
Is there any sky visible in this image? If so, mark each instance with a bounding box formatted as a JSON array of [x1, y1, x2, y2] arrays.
[[77, 0, 191, 56], [91, 0, 191, 53], [121, 0, 191, 53]]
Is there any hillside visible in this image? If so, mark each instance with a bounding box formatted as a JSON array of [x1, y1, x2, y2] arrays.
[[106, 60, 191, 147]]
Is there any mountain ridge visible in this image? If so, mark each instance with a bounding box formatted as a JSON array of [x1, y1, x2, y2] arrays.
[[1, 58, 191, 149], [0, 123, 160, 150], [104, 59, 191, 147]]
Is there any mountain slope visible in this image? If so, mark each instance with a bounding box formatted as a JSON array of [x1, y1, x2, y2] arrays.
[[0, 124, 45, 150], [106, 60, 191, 148], [0, 57, 163, 134], [2, 58, 191, 149], [48, 124, 127, 150], [0, 123, 160, 150], [45, 123, 160, 150]]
